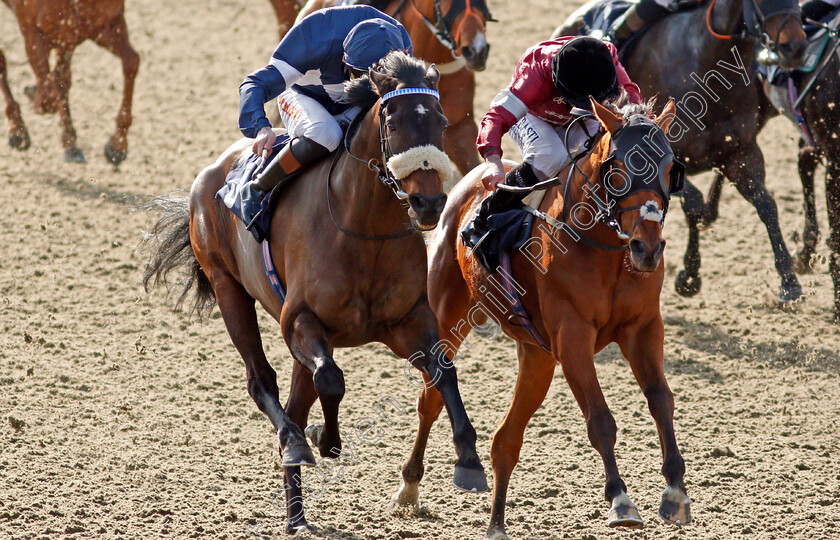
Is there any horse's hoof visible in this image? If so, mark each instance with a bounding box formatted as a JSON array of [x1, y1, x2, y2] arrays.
[[104, 141, 127, 166], [453, 464, 488, 493], [9, 131, 30, 150], [794, 250, 814, 274], [281, 440, 316, 468], [388, 481, 420, 513], [64, 147, 86, 163], [304, 424, 324, 447], [484, 526, 512, 540], [675, 270, 702, 297], [778, 281, 803, 304], [659, 486, 692, 526], [286, 518, 317, 535], [696, 221, 710, 232], [23, 85, 37, 102], [608, 492, 645, 528]]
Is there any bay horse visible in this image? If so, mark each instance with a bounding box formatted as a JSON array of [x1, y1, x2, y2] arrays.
[[142, 51, 486, 534], [556, 0, 808, 303], [295, 0, 493, 177], [0, 0, 139, 164], [392, 98, 690, 537]]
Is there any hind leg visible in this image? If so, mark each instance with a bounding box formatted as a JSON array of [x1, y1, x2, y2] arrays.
[[207, 271, 315, 467], [282, 360, 321, 534], [825, 160, 840, 319], [675, 178, 704, 296], [723, 146, 802, 302], [92, 15, 140, 165], [281, 308, 345, 460], [0, 49, 29, 150], [486, 342, 556, 540], [51, 48, 85, 162], [796, 143, 821, 272]]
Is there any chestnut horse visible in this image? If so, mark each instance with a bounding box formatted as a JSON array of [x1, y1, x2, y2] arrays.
[[0, 0, 139, 164], [294, 0, 493, 177], [556, 0, 807, 303], [142, 51, 486, 534], [392, 99, 689, 538]]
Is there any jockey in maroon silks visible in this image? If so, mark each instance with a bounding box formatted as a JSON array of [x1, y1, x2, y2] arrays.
[[474, 35, 643, 218]]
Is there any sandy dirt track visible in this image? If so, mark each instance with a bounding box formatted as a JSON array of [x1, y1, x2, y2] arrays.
[[1, 0, 839, 539]]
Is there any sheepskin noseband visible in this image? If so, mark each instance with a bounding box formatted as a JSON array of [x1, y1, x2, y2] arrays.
[[386, 145, 453, 185]]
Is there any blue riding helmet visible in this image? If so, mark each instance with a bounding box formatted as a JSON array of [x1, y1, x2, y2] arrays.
[[343, 18, 413, 70]]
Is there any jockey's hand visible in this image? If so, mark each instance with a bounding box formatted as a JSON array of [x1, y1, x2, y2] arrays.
[[480, 154, 505, 191], [252, 126, 276, 158]]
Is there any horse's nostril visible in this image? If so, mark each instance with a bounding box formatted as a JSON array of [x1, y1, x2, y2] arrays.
[[461, 46, 475, 59], [630, 239, 646, 256]]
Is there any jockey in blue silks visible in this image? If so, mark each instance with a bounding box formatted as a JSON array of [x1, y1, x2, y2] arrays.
[[237, 5, 413, 232]]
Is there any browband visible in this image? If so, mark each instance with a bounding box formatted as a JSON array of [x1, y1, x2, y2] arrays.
[[380, 87, 440, 103]]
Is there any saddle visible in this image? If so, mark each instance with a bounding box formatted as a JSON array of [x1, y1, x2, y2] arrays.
[[577, 0, 702, 62], [216, 134, 305, 241]]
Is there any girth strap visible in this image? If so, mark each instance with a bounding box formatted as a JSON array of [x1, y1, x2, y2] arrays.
[[261, 239, 286, 306]]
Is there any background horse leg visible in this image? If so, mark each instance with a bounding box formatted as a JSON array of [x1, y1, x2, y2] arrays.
[[617, 319, 690, 525], [0, 48, 29, 150], [283, 309, 345, 460], [282, 360, 320, 534], [699, 171, 725, 230], [824, 160, 840, 319], [558, 323, 642, 528], [52, 48, 85, 162], [93, 15, 140, 166], [390, 275, 473, 512], [208, 274, 316, 466], [20, 29, 59, 115], [486, 342, 554, 540], [722, 146, 802, 302], [383, 302, 487, 494], [676, 178, 704, 297], [796, 143, 821, 272]]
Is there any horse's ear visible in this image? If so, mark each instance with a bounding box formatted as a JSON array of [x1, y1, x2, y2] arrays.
[[590, 97, 622, 134], [425, 64, 440, 90], [655, 99, 677, 132], [368, 67, 391, 95]]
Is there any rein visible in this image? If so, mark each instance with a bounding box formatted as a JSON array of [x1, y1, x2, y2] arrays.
[[325, 86, 442, 241], [706, 0, 802, 55]]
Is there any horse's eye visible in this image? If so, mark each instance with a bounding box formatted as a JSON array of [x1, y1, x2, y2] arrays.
[[386, 121, 397, 132]]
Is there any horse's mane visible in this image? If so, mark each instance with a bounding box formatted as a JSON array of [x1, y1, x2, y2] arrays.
[[606, 94, 656, 125], [341, 50, 428, 107]]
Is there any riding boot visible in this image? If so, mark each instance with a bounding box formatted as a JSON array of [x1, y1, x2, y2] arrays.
[[238, 136, 330, 240], [802, 0, 836, 22], [609, 0, 671, 46]]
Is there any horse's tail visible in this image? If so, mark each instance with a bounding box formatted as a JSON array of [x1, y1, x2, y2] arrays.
[[140, 195, 216, 318]]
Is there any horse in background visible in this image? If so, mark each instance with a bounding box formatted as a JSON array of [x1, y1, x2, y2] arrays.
[[142, 51, 487, 534], [269, 0, 303, 37], [287, 0, 492, 178], [0, 0, 139, 164], [556, 0, 808, 303]]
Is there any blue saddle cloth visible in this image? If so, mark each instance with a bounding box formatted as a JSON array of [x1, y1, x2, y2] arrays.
[[215, 133, 291, 240]]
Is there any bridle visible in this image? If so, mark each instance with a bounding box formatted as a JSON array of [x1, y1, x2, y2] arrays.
[[400, 0, 495, 55], [706, 0, 802, 57], [507, 113, 684, 252], [326, 85, 443, 240]]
